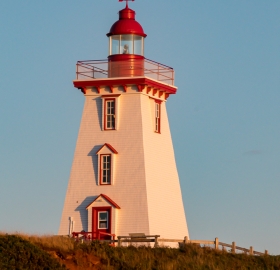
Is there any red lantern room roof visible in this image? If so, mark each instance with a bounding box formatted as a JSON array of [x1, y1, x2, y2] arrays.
[[107, 6, 147, 37]]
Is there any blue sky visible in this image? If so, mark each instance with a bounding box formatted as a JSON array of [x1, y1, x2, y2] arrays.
[[0, 1, 280, 254]]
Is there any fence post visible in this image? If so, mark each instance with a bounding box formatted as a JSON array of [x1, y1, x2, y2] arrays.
[[184, 236, 188, 245], [232, 242, 236, 254], [215, 237, 219, 250], [118, 236, 121, 247], [265, 250, 268, 255], [250, 246, 254, 255], [154, 236, 159, 248]]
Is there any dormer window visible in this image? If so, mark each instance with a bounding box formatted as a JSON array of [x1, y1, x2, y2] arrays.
[[101, 155, 111, 184], [96, 143, 118, 185]]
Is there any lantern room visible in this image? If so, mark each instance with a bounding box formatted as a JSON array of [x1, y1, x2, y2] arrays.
[[108, 35, 144, 56], [107, 4, 147, 77]]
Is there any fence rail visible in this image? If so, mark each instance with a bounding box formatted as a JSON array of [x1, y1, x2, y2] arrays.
[[182, 237, 268, 256], [71, 232, 268, 255]]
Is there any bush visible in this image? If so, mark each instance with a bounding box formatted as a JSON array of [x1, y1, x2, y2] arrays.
[[0, 234, 66, 270]]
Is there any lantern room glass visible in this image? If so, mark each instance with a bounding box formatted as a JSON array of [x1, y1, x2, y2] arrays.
[[134, 35, 143, 55], [121, 35, 133, 54], [111, 36, 120, 55], [109, 35, 144, 56]]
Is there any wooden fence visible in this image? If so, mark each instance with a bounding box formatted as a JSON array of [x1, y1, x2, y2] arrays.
[[157, 237, 268, 256], [72, 233, 268, 255], [116, 235, 268, 255]]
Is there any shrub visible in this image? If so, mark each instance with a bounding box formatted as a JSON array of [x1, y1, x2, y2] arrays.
[[0, 234, 66, 270]]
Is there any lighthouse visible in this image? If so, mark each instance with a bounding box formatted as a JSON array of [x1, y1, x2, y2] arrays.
[[59, 1, 189, 242]]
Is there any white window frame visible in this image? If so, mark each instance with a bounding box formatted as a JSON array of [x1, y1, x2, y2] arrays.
[[102, 95, 120, 131], [96, 143, 118, 186], [155, 101, 161, 133], [104, 99, 115, 130], [100, 154, 112, 185], [98, 211, 108, 229]]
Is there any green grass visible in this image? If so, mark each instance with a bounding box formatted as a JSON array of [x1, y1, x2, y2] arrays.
[[1, 233, 280, 270], [76, 241, 280, 270], [0, 234, 66, 270]]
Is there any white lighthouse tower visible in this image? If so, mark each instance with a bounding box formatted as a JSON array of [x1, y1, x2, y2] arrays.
[[59, 1, 189, 242]]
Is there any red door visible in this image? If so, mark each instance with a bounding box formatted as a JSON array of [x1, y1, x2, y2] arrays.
[[92, 207, 111, 240]]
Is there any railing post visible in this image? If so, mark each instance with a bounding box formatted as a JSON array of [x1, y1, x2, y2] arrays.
[[112, 235, 115, 247], [215, 237, 219, 250], [118, 236, 121, 247], [232, 242, 236, 254], [250, 246, 254, 255], [184, 236, 188, 244], [154, 236, 159, 248]]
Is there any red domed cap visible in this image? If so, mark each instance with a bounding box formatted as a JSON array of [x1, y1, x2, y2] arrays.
[[107, 7, 147, 37]]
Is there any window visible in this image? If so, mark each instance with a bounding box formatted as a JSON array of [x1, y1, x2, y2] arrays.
[[104, 99, 115, 130], [98, 211, 108, 229], [155, 101, 161, 133], [100, 154, 111, 185], [102, 95, 120, 131], [96, 143, 118, 186], [109, 35, 144, 56]]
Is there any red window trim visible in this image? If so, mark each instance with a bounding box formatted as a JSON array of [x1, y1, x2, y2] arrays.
[[104, 98, 116, 131], [86, 194, 121, 209], [149, 96, 163, 104], [101, 94, 121, 98], [154, 99, 162, 104], [100, 154, 112, 185], [96, 143, 118, 155]]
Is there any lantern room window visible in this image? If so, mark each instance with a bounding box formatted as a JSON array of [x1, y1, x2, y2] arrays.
[[121, 35, 133, 54], [109, 35, 144, 56], [111, 36, 120, 55], [134, 35, 143, 55]]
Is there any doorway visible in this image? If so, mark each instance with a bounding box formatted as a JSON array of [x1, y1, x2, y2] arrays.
[[92, 207, 111, 240]]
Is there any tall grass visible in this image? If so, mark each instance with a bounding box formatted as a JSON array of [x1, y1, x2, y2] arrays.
[[1, 232, 280, 270], [0, 231, 74, 254], [0, 234, 66, 270], [79, 241, 280, 270]]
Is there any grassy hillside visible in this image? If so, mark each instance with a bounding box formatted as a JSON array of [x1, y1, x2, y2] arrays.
[[0, 233, 280, 270], [0, 234, 65, 270]]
